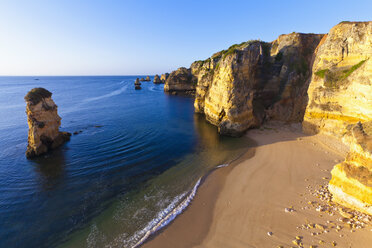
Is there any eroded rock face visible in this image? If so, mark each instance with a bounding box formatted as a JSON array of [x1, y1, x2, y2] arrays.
[[303, 22, 372, 137], [302, 21, 372, 214], [192, 34, 323, 136], [160, 73, 169, 83], [164, 67, 197, 94], [25, 88, 71, 158], [329, 121, 372, 215], [153, 74, 162, 84]]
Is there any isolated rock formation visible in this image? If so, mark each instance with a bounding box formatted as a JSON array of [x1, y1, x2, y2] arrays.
[[135, 78, 142, 90], [164, 67, 197, 94], [160, 73, 169, 83], [153, 74, 162, 84], [25, 88, 71, 158], [144, 76, 151, 81]]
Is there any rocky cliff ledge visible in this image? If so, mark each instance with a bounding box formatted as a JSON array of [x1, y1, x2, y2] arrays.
[[186, 33, 322, 136], [329, 121, 372, 215], [25, 88, 71, 158]]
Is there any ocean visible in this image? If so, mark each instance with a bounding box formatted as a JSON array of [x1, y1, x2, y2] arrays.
[[0, 76, 250, 248]]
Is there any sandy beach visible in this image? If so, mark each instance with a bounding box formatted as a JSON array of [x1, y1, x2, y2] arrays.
[[143, 122, 372, 248]]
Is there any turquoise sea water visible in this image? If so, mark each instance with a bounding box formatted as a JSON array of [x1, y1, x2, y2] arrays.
[[0, 76, 249, 248]]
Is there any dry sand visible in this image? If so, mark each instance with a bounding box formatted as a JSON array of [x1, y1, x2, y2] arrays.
[[143, 122, 372, 248]]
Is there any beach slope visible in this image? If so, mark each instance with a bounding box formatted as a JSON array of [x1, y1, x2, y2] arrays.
[[144, 122, 372, 248]]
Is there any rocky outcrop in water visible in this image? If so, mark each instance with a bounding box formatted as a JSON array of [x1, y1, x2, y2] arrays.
[[191, 34, 322, 136], [153, 74, 162, 84], [160, 73, 169, 83], [135, 78, 142, 90], [302, 21, 372, 214], [164, 67, 197, 95], [25, 88, 71, 158]]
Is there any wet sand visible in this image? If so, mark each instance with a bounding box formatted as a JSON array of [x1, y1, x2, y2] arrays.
[[143, 122, 372, 248]]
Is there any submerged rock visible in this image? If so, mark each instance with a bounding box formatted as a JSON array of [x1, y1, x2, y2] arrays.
[[153, 74, 162, 84], [25, 88, 71, 158]]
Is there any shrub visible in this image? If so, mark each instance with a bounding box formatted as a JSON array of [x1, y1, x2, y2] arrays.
[[25, 88, 52, 105], [315, 69, 329, 78]]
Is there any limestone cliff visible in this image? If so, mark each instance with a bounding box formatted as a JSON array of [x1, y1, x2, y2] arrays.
[[302, 21, 372, 214], [25, 88, 71, 158], [192, 33, 323, 136], [164, 67, 197, 94], [303, 22, 372, 137], [329, 121, 372, 215]]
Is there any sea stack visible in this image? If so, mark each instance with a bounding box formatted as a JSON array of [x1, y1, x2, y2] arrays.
[[144, 76, 151, 81], [134, 78, 142, 90], [25, 88, 71, 158], [153, 74, 162, 84]]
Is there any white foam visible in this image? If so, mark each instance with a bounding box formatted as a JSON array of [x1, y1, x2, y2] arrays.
[[131, 178, 202, 248], [216, 163, 229, 168], [83, 85, 128, 103]]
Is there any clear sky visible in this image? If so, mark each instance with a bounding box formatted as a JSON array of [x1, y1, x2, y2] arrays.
[[0, 0, 371, 76]]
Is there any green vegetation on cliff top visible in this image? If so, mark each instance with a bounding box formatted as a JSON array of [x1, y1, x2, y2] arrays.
[[25, 88, 52, 105], [195, 40, 269, 65]]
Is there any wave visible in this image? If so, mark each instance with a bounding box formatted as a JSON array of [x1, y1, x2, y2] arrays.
[[83, 84, 128, 103], [131, 178, 202, 248], [216, 163, 229, 168]]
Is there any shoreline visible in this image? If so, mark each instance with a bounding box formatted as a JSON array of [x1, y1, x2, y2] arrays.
[[143, 122, 372, 248], [140, 138, 257, 248]]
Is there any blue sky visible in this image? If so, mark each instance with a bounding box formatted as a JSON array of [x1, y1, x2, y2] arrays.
[[0, 0, 371, 76]]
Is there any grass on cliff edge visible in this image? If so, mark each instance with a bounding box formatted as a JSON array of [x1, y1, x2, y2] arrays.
[[315, 59, 367, 88], [25, 88, 52, 105]]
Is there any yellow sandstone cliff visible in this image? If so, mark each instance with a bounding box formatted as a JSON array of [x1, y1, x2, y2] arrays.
[[303, 21, 372, 214], [25, 88, 71, 158], [328, 121, 372, 214], [303, 22, 371, 137], [164, 21, 371, 213], [191, 33, 322, 136]]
